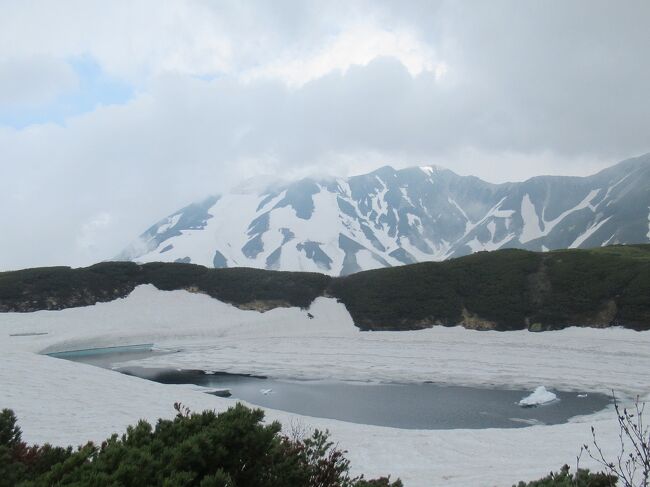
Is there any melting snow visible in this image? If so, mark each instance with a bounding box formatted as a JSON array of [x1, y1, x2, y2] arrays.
[[486, 221, 496, 240], [156, 214, 182, 235], [1, 286, 648, 486], [520, 195, 544, 243], [451, 197, 515, 252], [133, 169, 641, 277], [419, 166, 435, 176], [603, 173, 632, 202], [542, 189, 600, 232], [407, 213, 422, 228], [399, 187, 415, 207], [520, 190, 600, 244], [570, 216, 612, 249], [397, 235, 451, 262], [448, 197, 472, 235], [371, 178, 389, 220], [355, 249, 386, 271], [518, 387, 558, 407]]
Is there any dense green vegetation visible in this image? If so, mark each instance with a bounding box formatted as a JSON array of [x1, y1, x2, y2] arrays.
[[1, 406, 622, 487], [512, 465, 616, 486], [332, 245, 650, 331], [331, 248, 541, 330], [0, 262, 329, 312], [1, 244, 649, 331], [0, 405, 401, 487]]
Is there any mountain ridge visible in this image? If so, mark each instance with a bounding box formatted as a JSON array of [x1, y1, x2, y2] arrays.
[[119, 154, 650, 276], [3, 245, 650, 331]]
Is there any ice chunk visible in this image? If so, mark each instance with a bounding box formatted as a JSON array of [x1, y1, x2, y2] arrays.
[[518, 386, 557, 407]]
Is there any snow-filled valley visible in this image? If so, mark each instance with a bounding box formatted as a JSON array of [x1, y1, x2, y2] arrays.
[[2, 285, 650, 486]]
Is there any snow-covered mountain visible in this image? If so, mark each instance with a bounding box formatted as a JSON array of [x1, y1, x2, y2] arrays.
[[120, 154, 650, 275]]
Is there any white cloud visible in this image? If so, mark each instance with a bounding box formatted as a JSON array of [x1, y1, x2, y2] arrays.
[[0, 1, 234, 81], [0, 1, 444, 86], [0, 0, 649, 270], [243, 22, 442, 87], [76, 212, 113, 254], [0, 56, 78, 107]]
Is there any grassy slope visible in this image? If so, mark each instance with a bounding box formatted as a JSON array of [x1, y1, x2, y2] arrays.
[[0, 245, 648, 331]]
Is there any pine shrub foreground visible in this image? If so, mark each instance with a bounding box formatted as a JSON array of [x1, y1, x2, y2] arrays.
[[513, 465, 617, 486], [0, 403, 401, 487], [1, 402, 625, 487]]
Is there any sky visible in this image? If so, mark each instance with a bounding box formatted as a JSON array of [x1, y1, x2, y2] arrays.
[[1, 0, 649, 270]]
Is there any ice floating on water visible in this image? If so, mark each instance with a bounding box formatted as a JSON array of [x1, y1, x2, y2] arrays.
[[509, 418, 545, 426], [518, 386, 558, 407]]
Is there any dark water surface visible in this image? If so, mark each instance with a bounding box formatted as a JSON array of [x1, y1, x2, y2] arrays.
[[52, 347, 612, 430], [48, 345, 163, 367]]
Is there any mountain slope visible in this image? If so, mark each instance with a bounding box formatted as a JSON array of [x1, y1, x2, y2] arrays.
[[119, 154, 650, 276]]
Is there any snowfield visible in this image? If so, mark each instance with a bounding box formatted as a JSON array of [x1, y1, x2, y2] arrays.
[[2, 285, 650, 486]]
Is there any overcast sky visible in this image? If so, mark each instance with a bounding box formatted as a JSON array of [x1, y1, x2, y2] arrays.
[[1, 0, 649, 270]]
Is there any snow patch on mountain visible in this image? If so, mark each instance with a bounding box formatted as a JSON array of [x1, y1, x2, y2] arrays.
[[520, 194, 543, 243], [520, 189, 601, 245], [570, 217, 612, 249], [120, 155, 650, 275]]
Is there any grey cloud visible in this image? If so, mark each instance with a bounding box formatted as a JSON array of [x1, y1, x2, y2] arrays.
[[1, 0, 649, 270]]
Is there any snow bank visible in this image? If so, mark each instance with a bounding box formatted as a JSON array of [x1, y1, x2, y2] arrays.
[[519, 387, 558, 407], [1, 285, 650, 487]]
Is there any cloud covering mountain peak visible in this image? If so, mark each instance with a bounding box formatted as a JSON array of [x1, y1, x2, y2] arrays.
[[121, 154, 650, 275]]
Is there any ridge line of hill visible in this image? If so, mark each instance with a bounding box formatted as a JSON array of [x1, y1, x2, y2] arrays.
[[1, 244, 649, 332]]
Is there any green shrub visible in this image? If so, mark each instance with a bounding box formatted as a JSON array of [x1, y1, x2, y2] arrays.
[[514, 465, 616, 486], [329, 245, 650, 331], [0, 409, 74, 487], [1, 244, 649, 331], [0, 405, 401, 487]]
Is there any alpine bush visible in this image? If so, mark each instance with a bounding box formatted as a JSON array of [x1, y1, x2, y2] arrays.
[[0, 404, 401, 487]]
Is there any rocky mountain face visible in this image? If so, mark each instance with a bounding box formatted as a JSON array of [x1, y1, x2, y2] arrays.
[[119, 154, 650, 276]]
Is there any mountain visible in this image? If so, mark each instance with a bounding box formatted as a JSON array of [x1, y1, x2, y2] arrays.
[[3, 245, 650, 331], [119, 154, 650, 276]]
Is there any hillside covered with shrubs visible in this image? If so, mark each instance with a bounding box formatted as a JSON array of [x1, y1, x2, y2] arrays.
[[1, 245, 649, 331]]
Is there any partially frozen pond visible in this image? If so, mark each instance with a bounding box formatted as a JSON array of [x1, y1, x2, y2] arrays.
[[50, 346, 612, 430]]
